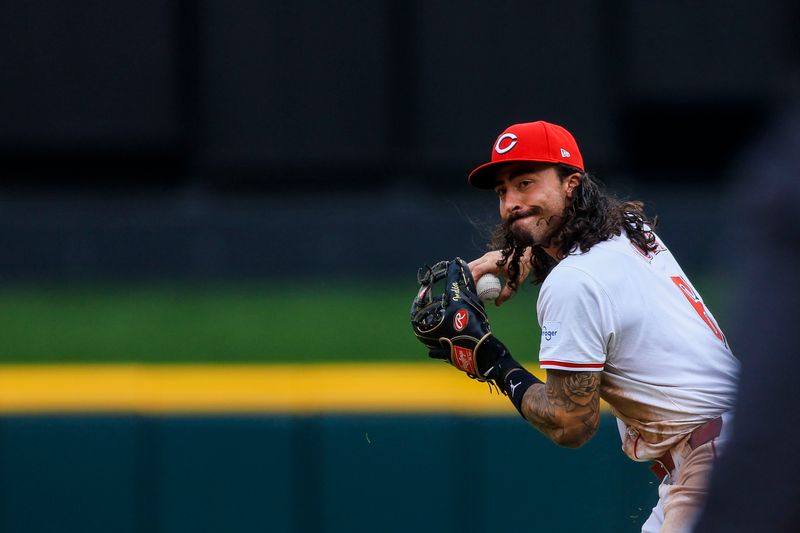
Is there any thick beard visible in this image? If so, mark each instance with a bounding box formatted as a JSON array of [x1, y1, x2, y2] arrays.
[[504, 207, 562, 249], [509, 225, 536, 248]]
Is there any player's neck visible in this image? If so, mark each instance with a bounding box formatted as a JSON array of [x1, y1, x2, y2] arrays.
[[543, 243, 562, 262]]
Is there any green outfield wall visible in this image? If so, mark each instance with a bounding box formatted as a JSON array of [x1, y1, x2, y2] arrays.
[[0, 414, 656, 533], [0, 280, 728, 364]]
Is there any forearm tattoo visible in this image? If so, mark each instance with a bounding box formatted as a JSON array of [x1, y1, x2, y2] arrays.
[[522, 370, 601, 446]]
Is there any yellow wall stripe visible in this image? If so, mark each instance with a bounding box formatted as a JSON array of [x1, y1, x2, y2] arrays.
[[0, 363, 609, 415]]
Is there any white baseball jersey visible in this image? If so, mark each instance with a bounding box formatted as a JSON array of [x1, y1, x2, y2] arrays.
[[536, 232, 739, 460]]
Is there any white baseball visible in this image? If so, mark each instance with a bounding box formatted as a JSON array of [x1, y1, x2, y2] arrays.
[[476, 274, 502, 303]]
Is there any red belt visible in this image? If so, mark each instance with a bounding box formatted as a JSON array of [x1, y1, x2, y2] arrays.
[[650, 416, 723, 480]]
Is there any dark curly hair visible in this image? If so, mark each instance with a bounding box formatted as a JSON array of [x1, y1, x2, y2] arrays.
[[491, 164, 658, 288]]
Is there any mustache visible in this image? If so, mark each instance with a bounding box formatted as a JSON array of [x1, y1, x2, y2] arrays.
[[505, 207, 544, 227]]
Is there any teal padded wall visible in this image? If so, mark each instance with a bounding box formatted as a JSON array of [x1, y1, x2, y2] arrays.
[[0, 414, 656, 533]]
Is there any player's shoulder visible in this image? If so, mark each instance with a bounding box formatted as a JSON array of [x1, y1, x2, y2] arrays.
[[556, 233, 629, 270], [544, 233, 649, 291], [541, 258, 604, 297], [562, 231, 669, 268], [538, 256, 616, 317]]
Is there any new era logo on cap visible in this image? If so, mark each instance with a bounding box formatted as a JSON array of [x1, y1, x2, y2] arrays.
[[468, 120, 585, 189]]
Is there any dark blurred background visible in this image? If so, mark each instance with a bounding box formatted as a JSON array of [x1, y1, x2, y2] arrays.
[[1, 2, 798, 532], [1, 0, 797, 281]]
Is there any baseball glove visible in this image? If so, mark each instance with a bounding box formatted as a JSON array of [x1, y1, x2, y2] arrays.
[[410, 257, 510, 383]]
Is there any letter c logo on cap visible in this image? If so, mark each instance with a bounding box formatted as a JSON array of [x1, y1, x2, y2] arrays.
[[494, 133, 518, 154]]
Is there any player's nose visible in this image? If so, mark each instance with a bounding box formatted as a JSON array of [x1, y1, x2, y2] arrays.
[[502, 189, 523, 214]]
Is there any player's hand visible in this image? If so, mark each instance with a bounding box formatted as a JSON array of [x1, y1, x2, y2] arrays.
[[468, 248, 532, 306]]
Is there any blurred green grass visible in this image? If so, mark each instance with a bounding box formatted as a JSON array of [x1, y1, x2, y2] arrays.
[[0, 278, 728, 364]]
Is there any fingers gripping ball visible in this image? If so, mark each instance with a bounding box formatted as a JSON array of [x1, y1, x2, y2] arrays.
[[410, 258, 511, 383], [476, 274, 502, 303]]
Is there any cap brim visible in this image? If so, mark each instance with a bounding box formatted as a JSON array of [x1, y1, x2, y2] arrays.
[[467, 157, 566, 189]]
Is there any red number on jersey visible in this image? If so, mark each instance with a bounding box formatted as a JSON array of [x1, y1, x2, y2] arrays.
[[670, 276, 726, 344]]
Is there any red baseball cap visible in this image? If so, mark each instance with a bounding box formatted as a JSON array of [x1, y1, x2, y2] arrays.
[[468, 121, 584, 189]]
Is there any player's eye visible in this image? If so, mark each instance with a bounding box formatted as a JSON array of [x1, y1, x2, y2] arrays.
[[518, 180, 532, 189], [495, 188, 505, 198]]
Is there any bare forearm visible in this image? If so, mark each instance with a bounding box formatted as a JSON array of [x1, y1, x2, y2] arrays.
[[520, 371, 601, 448]]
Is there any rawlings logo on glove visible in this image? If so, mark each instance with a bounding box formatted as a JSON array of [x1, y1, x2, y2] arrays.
[[453, 309, 468, 331]]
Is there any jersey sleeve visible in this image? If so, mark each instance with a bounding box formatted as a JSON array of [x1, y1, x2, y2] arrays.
[[536, 265, 617, 372]]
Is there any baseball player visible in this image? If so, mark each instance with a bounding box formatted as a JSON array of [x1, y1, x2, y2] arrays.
[[410, 121, 739, 532]]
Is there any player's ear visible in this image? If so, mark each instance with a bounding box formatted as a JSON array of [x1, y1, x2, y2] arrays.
[[564, 173, 581, 199]]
